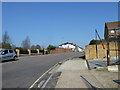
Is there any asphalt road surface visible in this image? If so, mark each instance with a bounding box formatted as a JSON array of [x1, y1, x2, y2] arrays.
[[2, 52, 84, 88]]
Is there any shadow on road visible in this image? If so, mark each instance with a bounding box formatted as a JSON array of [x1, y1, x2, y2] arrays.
[[1, 59, 19, 63]]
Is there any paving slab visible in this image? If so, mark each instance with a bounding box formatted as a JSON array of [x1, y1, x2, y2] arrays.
[[56, 71, 88, 88], [56, 59, 90, 88], [90, 70, 119, 88], [55, 58, 119, 88], [56, 59, 88, 72]]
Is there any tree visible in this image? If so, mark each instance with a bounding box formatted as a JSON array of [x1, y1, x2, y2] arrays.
[[2, 43, 12, 49], [89, 39, 99, 45], [89, 39, 106, 45], [41, 45, 45, 49], [11, 44, 16, 49], [0, 43, 2, 48], [31, 44, 41, 49], [36, 44, 41, 49], [47, 45, 56, 53], [31, 45, 36, 49], [21, 36, 31, 49], [2, 31, 11, 44], [2, 32, 12, 49]]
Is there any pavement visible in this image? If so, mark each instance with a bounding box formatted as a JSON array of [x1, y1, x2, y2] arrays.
[[44, 57, 119, 89], [55, 58, 88, 88]]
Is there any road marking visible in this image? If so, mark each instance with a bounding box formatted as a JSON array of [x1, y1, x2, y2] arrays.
[[28, 56, 74, 89], [41, 72, 53, 88], [28, 53, 83, 89], [28, 63, 58, 90]]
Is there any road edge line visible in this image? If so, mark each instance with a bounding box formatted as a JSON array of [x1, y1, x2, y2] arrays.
[[28, 63, 58, 90]]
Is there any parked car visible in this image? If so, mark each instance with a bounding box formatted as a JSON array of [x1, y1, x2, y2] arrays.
[[0, 49, 18, 62]]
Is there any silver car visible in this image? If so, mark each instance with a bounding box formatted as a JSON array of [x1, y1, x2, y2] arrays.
[[0, 49, 18, 62]]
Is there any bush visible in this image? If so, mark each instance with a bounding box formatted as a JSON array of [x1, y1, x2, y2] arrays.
[[2, 43, 12, 49], [31, 49, 37, 53], [89, 39, 106, 45], [20, 49, 29, 54], [15, 47, 22, 49], [47, 45, 56, 53], [40, 49, 44, 53]]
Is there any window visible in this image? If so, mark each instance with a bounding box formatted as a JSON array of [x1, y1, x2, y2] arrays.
[[118, 24, 120, 27], [9, 50, 13, 53], [110, 30, 115, 33], [3, 50, 8, 54]]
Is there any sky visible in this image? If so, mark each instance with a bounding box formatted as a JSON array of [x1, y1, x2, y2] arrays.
[[2, 2, 118, 48]]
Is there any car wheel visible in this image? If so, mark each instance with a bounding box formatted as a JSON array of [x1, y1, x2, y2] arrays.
[[14, 56, 17, 61]]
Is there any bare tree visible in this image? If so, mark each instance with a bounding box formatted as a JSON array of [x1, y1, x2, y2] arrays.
[[31, 45, 36, 49], [21, 36, 31, 49], [11, 44, 16, 49], [2, 31, 11, 44], [36, 44, 41, 49], [2, 32, 12, 49], [41, 45, 45, 49], [31, 44, 41, 49]]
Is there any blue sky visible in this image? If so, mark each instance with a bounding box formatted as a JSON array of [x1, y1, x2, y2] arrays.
[[2, 2, 118, 48]]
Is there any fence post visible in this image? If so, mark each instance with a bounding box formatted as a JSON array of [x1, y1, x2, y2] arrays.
[[28, 49, 31, 55], [36, 49, 40, 55], [44, 49, 47, 54], [15, 49, 20, 56]]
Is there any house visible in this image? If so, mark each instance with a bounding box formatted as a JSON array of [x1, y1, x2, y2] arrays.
[[104, 21, 120, 40], [59, 42, 83, 52], [104, 21, 120, 64], [85, 21, 120, 60]]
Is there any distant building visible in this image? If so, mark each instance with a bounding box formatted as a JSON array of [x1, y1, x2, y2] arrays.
[[59, 42, 84, 52], [104, 21, 120, 40], [50, 48, 73, 54]]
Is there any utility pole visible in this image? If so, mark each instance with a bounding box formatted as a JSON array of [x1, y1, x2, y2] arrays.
[[95, 29, 105, 59], [107, 36, 110, 65], [95, 30, 105, 49], [95, 29, 98, 58]]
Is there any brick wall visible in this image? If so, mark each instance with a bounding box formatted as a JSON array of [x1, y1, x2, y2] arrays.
[[85, 42, 119, 60], [50, 48, 73, 54]]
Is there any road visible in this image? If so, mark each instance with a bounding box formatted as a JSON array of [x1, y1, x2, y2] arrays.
[[2, 52, 84, 88]]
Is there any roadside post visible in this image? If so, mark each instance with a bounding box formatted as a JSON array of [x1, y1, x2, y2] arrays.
[[36, 49, 40, 55], [28, 49, 31, 55], [15, 49, 20, 56]]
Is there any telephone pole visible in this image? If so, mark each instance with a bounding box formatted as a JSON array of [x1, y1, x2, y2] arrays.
[[107, 37, 110, 65], [95, 30, 98, 59]]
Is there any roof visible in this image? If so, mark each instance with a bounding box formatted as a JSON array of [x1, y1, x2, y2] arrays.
[[105, 21, 120, 30], [59, 42, 76, 46], [59, 42, 83, 49]]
